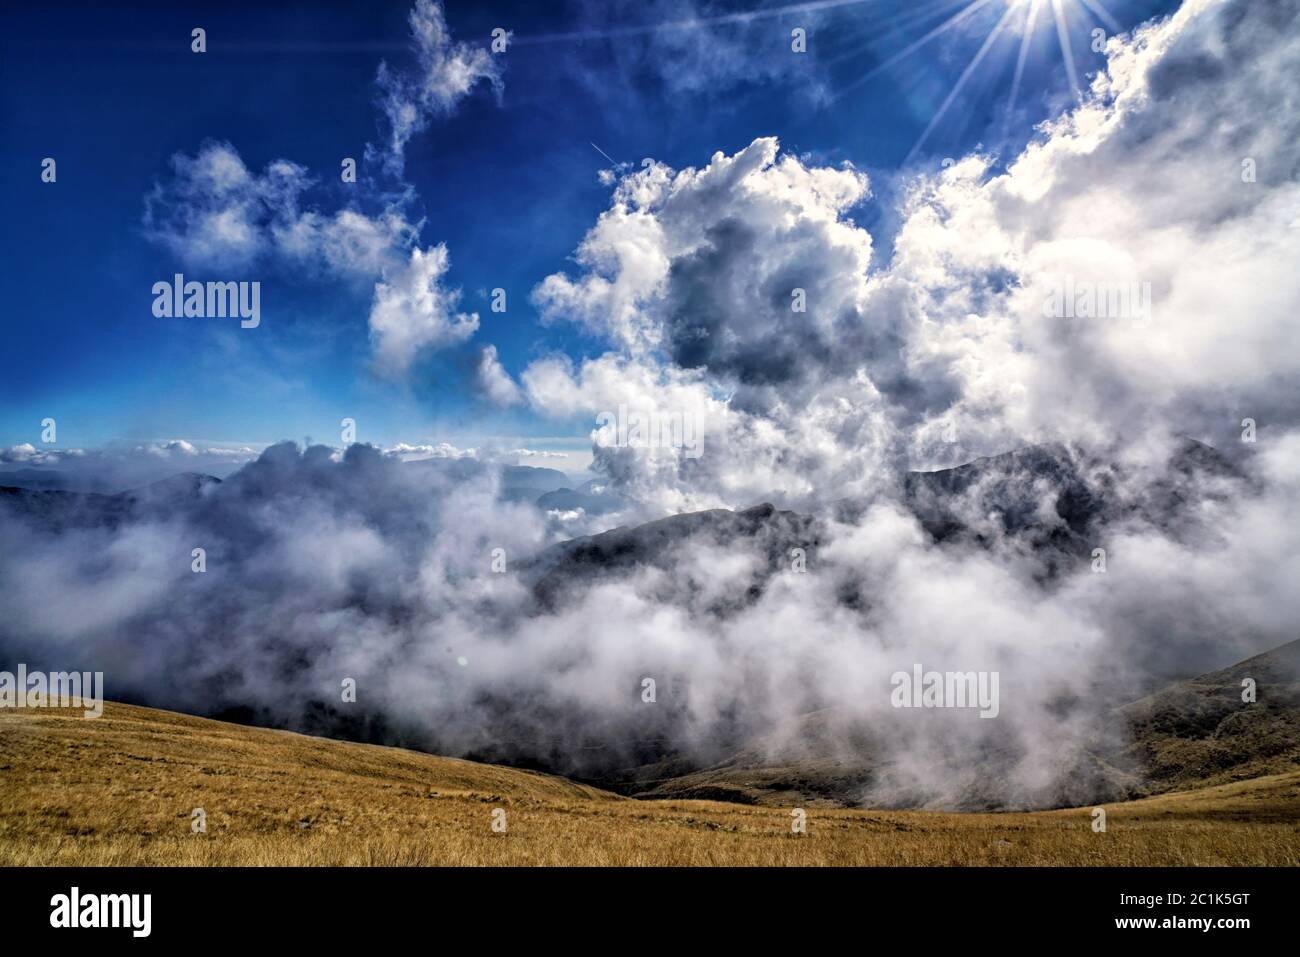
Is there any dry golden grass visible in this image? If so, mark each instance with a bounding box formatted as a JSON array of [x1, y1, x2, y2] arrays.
[[2, 703, 1298, 866]]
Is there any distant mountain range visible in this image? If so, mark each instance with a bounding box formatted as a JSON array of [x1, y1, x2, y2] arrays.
[[519, 436, 1244, 612], [0, 468, 118, 493], [0, 471, 221, 530], [2, 436, 1283, 809], [0, 459, 575, 526]]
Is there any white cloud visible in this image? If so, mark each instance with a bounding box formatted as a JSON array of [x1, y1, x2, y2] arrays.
[[525, 0, 1300, 507], [143, 142, 302, 269], [383, 441, 477, 461], [138, 440, 196, 457], [477, 345, 523, 406], [372, 0, 503, 174], [532, 137, 874, 381], [0, 441, 261, 482], [273, 208, 420, 279], [0, 443, 42, 464], [533, 137, 872, 359], [882, 0, 1300, 460], [145, 140, 481, 377], [511, 448, 567, 459], [144, 140, 418, 279], [525, 137, 898, 508], [368, 244, 480, 377]]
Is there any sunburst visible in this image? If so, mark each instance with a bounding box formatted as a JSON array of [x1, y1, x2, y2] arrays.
[[834, 0, 1124, 163], [519, 0, 1126, 167]]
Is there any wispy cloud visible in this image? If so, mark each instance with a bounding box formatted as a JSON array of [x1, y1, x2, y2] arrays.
[[370, 0, 504, 175]]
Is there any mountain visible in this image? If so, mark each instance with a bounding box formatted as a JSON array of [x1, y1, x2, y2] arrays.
[[864, 436, 1247, 579], [535, 479, 629, 516], [403, 457, 569, 501], [0, 458, 574, 530], [0, 468, 115, 493], [1111, 638, 1300, 794], [522, 438, 1243, 614], [491, 440, 1271, 807], [899, 442, 1112, 542], [0, 472, 220, 530], [520, 501, 824, 612]]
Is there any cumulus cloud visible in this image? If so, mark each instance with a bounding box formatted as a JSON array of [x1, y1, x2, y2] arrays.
[[368, 244, 479, 376], [477, 344, 523, 406], [525, 0, 1300, 510], [534, 137, 874, 362], [143, 143, 308, 270], [0, 443, 44, 464], [2, 440, 258, 466], [380, 440, 568, 466], [371, 0, 503, 174], [878, 0, 1300, 463], [144, 139, 423, 276], [526, 138, 914, 509]]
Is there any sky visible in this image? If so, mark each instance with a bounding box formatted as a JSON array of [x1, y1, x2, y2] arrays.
[[0, 0, 1181, 478]]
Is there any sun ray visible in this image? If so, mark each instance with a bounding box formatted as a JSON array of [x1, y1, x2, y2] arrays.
[[821, 0, 970, 73], [1077, 0, 1123, 34], [1050, 0, 1083, 104], [905, 2, 1019, 163], [830, 0, 994, 102], [1004, 0, 1043, 138]]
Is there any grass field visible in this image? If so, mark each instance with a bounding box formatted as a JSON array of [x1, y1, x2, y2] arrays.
[[2, 702, 1298, 866]]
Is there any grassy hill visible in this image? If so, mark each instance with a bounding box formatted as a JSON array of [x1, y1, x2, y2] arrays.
[[2, 702, 1297, 866], [608, 640, 1300, 810], [1115, 638, 1300, 793]]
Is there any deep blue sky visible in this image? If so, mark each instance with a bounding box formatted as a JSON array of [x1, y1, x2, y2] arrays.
[[0, 0, 1178, 461]]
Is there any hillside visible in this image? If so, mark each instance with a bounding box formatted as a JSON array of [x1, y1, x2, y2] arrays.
[[607, 639, 1300, 809], [1113, 638, 1300, 793], [1, 701, 1297, 866]]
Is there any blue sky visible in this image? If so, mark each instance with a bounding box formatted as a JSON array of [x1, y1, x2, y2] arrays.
[[0, 0, 1179, 474]]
